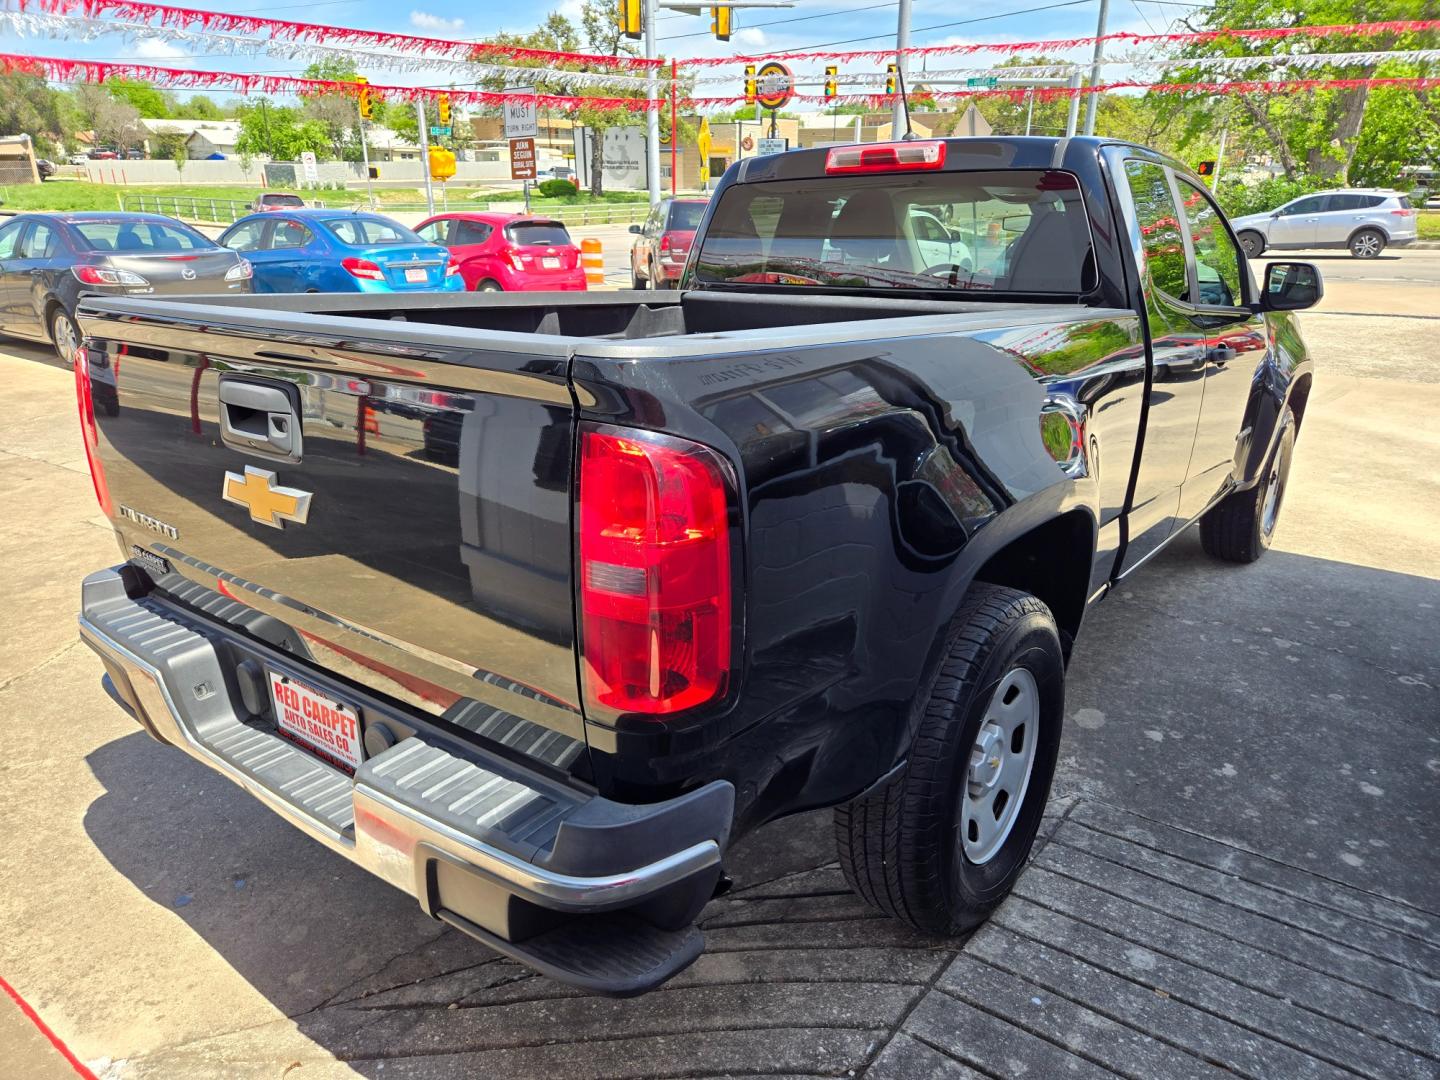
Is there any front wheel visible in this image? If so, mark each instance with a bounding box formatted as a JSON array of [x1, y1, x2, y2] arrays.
[[1349, 229, 1385, 259], [1237, 231, 1265, 259], [50, 306, 79, 364], [1199, 407, 1296, 563], [835, 583, 1064, 935]]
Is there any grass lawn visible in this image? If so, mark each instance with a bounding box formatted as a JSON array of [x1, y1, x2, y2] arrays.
[[1417, 211, 1439, 241], [0, 180, 517, 213]]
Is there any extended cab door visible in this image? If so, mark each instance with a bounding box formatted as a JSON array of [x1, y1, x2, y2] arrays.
[[1171, 176, 1267, 520], [1114, 158, 1209, 575]]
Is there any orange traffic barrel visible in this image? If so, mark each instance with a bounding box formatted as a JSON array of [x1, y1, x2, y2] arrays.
[[581, 238, 604, 288]]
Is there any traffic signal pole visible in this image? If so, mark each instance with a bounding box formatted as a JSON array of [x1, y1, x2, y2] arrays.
[[416, 99, 435, 215], [357, 102, 374, 208], [891, 0, 912, 136], [644, 0, 661, 206]]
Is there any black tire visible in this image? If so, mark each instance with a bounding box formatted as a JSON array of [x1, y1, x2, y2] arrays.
[[650, 258, 671, 290], [49, 306, 79, 365], [1237, 230, 1265, 259], [835, 583, 1065, 936], [631, 267, 646, 290], [478, 280, 502, 293], [1199, 408, 1296, 563], [1348, 228, 1385, 259]]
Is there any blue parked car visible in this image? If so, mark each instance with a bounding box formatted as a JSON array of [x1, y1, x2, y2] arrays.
[[217, 208, 463, 294]]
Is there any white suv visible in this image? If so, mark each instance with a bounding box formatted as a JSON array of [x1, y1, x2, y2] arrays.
[[1230, 189, 1418, 259]]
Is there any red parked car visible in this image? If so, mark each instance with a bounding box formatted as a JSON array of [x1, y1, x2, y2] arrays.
[[414, 213, 586, 292], [629, 197, 709, 289]]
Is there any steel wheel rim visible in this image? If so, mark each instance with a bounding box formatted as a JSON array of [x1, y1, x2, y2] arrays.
[[53, 312, 77, 361], [1354, 234, 1379, 257], [1261, 458, 1285, 536], [960, 667, 1040, 865]]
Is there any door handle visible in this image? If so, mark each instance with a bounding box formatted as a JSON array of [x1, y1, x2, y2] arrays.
[[218, 374, 303, 462], [1207, 344, 1236, 366]]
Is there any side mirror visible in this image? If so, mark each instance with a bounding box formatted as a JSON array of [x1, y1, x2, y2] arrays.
[[1258, 261, 1323, 312], [628, 224, 642, 234]]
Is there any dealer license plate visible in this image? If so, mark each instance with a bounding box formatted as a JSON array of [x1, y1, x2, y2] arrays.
[[267, 669, 363, 772], [542, 257, 561, 269], [404, 267, 427, 283]]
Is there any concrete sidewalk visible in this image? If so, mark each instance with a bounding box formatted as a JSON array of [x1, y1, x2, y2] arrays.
[[0, 275, 1435, 1078]]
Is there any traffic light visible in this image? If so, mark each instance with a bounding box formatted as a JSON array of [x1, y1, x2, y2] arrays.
[[885, 63, 898, 95], [428, 147, 456, 181], [712, 6, 731, 41], [437, 92, 451, 127], [619, 0, 642, 39], [1195, 160, 1216, 176], [356, 76, 373, 121], [824, 65, 838, 99], [744, 63, 757, 103]]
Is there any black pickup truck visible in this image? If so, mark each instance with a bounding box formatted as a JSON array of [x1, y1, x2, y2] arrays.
[[74, 137, 1319, 995]]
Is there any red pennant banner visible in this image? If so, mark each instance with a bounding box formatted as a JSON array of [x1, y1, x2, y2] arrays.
[[21, 0, 664, 70], [0, 53, 656, 110], [678, 19, 1440, 66]]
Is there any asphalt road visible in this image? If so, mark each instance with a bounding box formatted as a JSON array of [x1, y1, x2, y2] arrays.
[[0, 256, 1435, 1079]]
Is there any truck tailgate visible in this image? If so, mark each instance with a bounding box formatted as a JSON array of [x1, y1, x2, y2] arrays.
[[76, 298, 584, 768]]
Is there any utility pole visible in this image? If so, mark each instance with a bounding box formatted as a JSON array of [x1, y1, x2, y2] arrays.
[[1212, 125, 1228, 190], [643, 0, 660, 205], [416, 99, 435, 215], [1082, 0, 1109, 136], [1025, 88, 1035, 136], [357, 102, 374, 209], [892, 0, 912, 136], [1065, 70, 1082, 137]]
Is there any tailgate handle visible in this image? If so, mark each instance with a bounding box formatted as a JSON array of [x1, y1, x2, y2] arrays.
[[218, 376, 302, 462]]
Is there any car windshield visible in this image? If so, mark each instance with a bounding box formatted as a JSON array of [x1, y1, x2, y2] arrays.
[[507, 222, 572, 247], [693, 169, 1095, 294], [323, 216, 418, 246], [667, 202, 707, 230], [71, 219, 216, 253], [262, 194, 305, 207]]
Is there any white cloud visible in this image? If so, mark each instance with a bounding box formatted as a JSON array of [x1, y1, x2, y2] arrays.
[[410, 10, 465, 32], [134, 38, 189, 61]]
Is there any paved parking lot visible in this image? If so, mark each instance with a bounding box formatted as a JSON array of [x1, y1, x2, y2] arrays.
[[0, 252, 1435, 1079]]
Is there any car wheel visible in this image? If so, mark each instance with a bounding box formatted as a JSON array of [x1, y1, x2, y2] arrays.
[[1348, 229, 1385, 259], [631, 261, 646, 290], [1199, 407, 1296, 563], [1237, 231, 1265, 259], [835, 583, 1064, 935], [50, 307, 79, 364], [478, 280, 502, 292], [650, 258, 672, 290]]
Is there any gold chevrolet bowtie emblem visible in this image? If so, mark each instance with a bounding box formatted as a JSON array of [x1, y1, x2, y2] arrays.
[[222, 466, 313, 530]]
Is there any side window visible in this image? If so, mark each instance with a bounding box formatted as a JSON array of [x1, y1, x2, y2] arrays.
[[1124, 161, 1189, 300], [21, 221, 59, 259], [1281, 196, 1326, 216], [0, 219, 24, 259], [223, 220, 267, 252], [1177, 178, 1243, 308], [270, 220, 310, 249], [415, 220, 448, 243], [455, 221, 492, 245]]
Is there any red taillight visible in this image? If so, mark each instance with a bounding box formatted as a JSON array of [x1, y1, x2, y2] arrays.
[[578, 426, 733, 718], [659, 233, 672, 252], [73, 265, 106, 285], [73, 346, 112, 516], [505, 249, 526, 271], [446, 256, 460, 277], [826, 140, 946, 175], [1391, 208, 1415, 217], [341, 256, 385, 281]]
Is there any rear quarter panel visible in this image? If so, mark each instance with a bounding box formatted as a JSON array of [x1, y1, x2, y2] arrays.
[[572, 309, 1144, 826]]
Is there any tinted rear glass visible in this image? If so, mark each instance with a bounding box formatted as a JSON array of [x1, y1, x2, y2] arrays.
[[666, 202, 707, 231], [507, 222, 572, 247], [1398, 195, 1412, 209], [72, 219, 215, 252], [262, 194, 305, 207], [693, 170, 1094, 294], [324, 216, 417, 246]]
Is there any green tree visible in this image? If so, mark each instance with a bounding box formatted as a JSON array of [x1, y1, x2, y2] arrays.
[[173, 95, 223, 121], [0, 70, 76, 155], [107, 79, 171, 119], [235, 99, 332, 161], [151, 128, 188, 162], [300, 58, 366, 159]]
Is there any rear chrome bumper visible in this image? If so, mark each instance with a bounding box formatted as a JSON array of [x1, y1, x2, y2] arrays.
[[80, 566, 732, 991]]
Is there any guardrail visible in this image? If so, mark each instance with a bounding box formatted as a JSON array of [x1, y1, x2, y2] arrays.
[[120, 193, 328, 224], [121, 192, 651, 227]]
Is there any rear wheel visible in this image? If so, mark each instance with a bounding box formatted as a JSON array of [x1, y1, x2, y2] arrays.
[[1199, 407, 1296, 563], [1349, 229, 1385, 259], [478, 280, 502, 292], [1237, 231, 1265, 259], [650, 258, 671, 290], [49, 306, 79, 364], [835, 583, 1064, 935]]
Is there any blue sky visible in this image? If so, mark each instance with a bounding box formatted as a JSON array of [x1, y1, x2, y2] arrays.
[[0, 0, 1204, 108]]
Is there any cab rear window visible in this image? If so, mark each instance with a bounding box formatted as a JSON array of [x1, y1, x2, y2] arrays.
[[693, 169, 1094, 294]]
